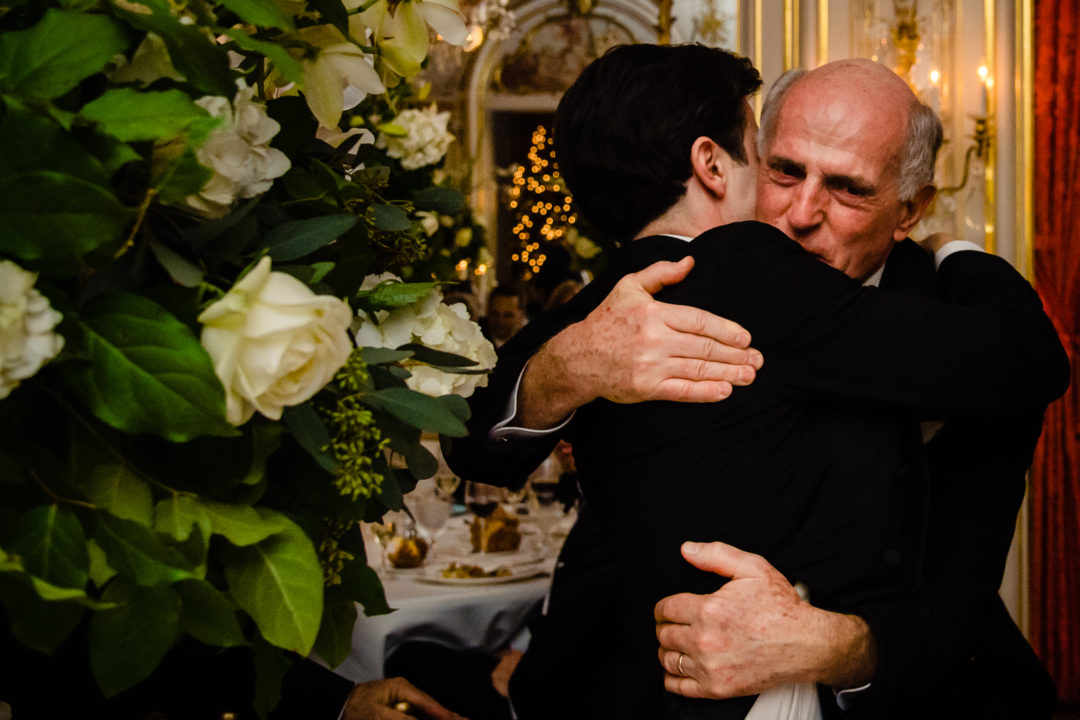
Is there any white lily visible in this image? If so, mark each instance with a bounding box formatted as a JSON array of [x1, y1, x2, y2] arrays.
[[294, 24, 386, 129]]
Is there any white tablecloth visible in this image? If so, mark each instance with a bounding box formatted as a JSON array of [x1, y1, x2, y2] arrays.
[[331, 530, 554, 683]]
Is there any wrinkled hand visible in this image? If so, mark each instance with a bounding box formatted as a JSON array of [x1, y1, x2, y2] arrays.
[[653, 542, 874, 699], [490, 648, 524, 698], [517, 257, 763, 428], [343, 677, 467, 720]]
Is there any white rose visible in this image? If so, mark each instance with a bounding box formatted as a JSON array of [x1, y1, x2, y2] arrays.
[[185, 82, 291, 219], [375, 105, 455, 170], [0, 261, 64, 400], [198, 257, 353, 425], [354, 274, 495, 397]]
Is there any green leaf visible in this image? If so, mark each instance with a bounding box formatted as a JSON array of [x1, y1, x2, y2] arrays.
[[61, 292, 237, 442], [111, 0, 235, 96], [362, 387, 468, 437], [261, 214, 358, 262], [153, 143, 214, 206], [0, 9, 129, 100], [356, 280, 438, 311], [70, 431, 155, 525], [376, 122, 408, 137], [361, 347, 413, 365], [217, 0, 295, 30], [373, 204, 411, 232], [310, 0, 352, 40], [253, 637, 292, 720], [221, 520, 323, 654], [0, 574, 84, 654], [339, 560, 391, 616], [413, 186, 465, 214], [241, 422, 283, 486], [435, 393, 470, 422], [223, 30, 304, 86], [175, 579, 246, 647], [182, 197, 260, 249], [0, 96, 109, 185], [8, 504, 89, 589], [87, 539, 117, 588], [79, 88, 210, 142], [282, 404, 338, 474], [148, 238, 205, 287], [154, 496, 211, 543], [95, 513, 197, 586], [398, 342, 480, 368], [313, 601, 357, 668], [202, 501, 291, 547], [89, 582, 180, 697], [0, 171, 134, 268]]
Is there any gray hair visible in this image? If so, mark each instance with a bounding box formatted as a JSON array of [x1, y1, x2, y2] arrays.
[[756, 67, 944, 203]]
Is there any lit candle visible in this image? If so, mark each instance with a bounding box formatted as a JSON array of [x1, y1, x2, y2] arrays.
[[977, 65, 990, 116]]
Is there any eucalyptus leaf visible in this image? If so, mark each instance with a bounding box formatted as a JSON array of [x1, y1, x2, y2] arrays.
[[202, 501, 291, 547], [361, 347, 413, 365], [412, 186, 465, 214], [94, 513, 197, 586], [362, 388, 468, 437], [0, 9, 128, 100], [217, 0, 295, 30], [372, 204, 411, 232], [223, 30, 304, 85], [148, 238, 205, 287], [261, 214, 358, 262], [435, 393, 471, 422], [8, 504, 88, 589], [175, 579, 246, 648], [182, 197, 260, 249], [154, 496, 211, 543], [221, 520, 323, 654], [313, 601, 357, 668], [89, 582, 180, 697], [0, 171, 134, 268], [79, 88, 210, 142], [397, 343, 479, 368], [355, 280, 438, 311], [283, 404, 339, 474], [61, 292, 237, 442]]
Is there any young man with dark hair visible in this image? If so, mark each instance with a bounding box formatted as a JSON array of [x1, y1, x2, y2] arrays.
[[448, 44, 1066, 719]]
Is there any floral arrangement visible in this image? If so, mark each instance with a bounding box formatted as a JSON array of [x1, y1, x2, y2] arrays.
[[0, 0, 493, 714]]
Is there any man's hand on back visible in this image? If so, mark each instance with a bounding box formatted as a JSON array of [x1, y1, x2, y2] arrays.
[[654, 542, 876, 699], [514, 257, 764, 429]]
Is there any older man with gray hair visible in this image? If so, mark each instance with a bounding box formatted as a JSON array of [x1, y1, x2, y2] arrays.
[[449, 55, 1063, 719]]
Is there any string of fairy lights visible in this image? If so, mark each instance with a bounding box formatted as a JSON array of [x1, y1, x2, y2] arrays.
[[506, 125, 577, 275]]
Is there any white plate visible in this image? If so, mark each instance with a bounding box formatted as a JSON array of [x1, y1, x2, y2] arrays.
[[416, 561, 549, 585]]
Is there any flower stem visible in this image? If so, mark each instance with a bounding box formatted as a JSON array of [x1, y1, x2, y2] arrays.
[[29, 469, 96, 510], [115, 188, 157, 261]]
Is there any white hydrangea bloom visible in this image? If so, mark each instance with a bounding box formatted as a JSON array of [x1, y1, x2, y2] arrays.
[[0, 261, 65, 400], [354, 274, 495, 397], [185, 81, 291, 218], [376, 105, 455, 171]]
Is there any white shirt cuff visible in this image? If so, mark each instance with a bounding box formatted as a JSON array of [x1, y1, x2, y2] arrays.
[[834, 682, 872, 711], [489, 361, 575, 439], [934, 239, 984, 267]]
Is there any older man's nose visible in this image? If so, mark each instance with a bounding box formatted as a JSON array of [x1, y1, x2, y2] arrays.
[[787, 184, 825, 232]]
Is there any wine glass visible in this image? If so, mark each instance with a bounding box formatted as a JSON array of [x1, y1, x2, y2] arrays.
[[466, 481, 504, 542], [433, 473, 461, 500], [410, 480, 452, 550], [528, 455, 563, 552]]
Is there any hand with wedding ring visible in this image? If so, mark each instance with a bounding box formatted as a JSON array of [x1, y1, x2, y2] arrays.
[[655, 541, 876, 699]]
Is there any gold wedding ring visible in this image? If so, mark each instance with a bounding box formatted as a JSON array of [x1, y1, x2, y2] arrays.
[[394, 700, 413, 713], [677, 652, 687, 676]]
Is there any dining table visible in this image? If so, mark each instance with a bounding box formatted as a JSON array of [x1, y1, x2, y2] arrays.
[[329, 515, 558, 684]]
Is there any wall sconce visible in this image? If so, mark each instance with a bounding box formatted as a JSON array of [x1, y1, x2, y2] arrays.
[[939, 65, 993, 196]]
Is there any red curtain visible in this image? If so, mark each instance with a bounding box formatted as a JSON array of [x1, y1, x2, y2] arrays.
[[1032, 0, 1080, 703]]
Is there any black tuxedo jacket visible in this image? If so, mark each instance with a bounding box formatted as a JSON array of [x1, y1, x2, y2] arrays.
[[449, 223, 1068, 719], [850, 239, 1059, 718]]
